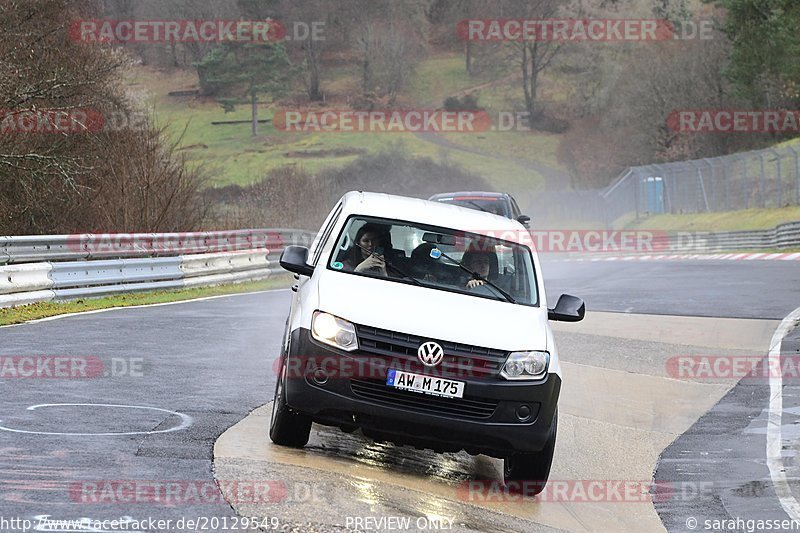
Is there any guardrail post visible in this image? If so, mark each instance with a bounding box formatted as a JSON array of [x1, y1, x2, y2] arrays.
[[693, 161, 710, 213], [708, 159, 717, 210], [722, 159, 730, 210], [758, 153, 767, 208], [774, 149, 783, 208], [788, 145, 800, 205], [742, 156, 749, 209]]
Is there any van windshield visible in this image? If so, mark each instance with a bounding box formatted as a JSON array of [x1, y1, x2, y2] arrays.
[[328, 216, 539, 306]]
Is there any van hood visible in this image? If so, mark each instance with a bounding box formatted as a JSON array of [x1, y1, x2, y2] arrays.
[[316, 270, 548, 352]]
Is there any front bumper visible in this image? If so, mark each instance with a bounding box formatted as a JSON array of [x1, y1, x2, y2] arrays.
[[283, 328, 560, 457]]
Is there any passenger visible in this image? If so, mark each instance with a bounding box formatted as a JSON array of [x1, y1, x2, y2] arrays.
[[344, 223, 391, 276]]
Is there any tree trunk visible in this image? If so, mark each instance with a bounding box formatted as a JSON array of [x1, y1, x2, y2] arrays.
[[521, 44, 533, 117], [529, 65, 539, 119], [360, 23, 373, 94], [521, 43, 538, 120], [305, 38, 323, 101], [362, 54, 370, 93], [251, 92, 258, 137], [169, 41, 179, 68]]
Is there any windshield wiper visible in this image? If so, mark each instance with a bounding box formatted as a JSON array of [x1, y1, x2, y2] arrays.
[[434, 249, 516, 304], [461, 200, 492, 214], [353, 243, 424, 287]]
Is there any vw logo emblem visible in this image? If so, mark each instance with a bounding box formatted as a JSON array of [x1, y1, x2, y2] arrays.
[[417, 341, 444, 367]]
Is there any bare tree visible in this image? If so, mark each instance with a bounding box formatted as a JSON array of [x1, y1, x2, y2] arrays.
[[348, 0, 429, 105], [88, 126, 210, 232], [0, 0, 208, 233], [499, 0, 570, 121]]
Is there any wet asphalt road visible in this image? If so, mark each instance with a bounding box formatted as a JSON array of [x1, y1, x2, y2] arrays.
[[654, 321, 800, 532], [540, 257, 800, 320], [0, 292, 289, 530], [0, 258, 797, 531]]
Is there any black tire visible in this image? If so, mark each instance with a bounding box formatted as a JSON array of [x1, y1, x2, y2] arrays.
[[503, 409, 557, 495], [269, 356, 312, 448]]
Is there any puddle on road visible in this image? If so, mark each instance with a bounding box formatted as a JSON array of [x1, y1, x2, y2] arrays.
[[305, 424, 499, 485]]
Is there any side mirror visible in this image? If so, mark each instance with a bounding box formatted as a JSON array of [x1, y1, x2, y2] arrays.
[[279, 245, 314, 277], [548, 294, 585, 322], [517, 214, 531, 227]]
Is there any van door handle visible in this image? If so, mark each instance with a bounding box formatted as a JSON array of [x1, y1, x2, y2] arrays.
[[291, 285, 298, 292]]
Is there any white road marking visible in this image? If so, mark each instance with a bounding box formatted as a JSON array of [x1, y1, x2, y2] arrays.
[[767, 305, 800, 521], [0, 403, 193, 436], [546, 252, 800, 263]]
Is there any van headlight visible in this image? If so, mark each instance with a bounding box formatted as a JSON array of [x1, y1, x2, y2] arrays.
[[311, 311, 358, 352], [501, 351, 549, 380]]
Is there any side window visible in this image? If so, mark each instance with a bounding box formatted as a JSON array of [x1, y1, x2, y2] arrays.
[[310, 203, 343, 266], [497, 245, 514, 275], [510, 198, 521, 218]]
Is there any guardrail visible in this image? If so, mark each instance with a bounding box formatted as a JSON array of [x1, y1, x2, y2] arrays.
[[650, 220, 800, 253], [0, 229, 315, 308], [3, 221, 793, 309]]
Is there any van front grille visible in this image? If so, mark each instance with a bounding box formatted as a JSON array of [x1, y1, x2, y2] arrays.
[[356, 324, 507, 379]]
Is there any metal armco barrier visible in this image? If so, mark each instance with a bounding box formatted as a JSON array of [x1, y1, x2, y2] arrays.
[[0, 229, 312, 264], [0, 229, 315, 308], [659, 220, 800, 252]]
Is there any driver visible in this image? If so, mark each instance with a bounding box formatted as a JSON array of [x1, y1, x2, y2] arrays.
[[462, 250, 492, 289]]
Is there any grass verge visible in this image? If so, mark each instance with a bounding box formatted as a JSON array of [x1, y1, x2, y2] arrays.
[[624, 206, 800, 232], [0, 275, 294, 327]]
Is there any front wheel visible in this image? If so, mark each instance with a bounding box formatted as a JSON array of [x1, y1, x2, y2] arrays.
[[503, 409, 557, 495], [269, 356, 311, 448]]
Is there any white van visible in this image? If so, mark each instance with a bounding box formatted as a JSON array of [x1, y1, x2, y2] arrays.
[[271, 192, 584, 493]]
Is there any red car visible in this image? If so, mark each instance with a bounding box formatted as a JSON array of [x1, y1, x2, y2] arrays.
[[428, 191, 530, 227]]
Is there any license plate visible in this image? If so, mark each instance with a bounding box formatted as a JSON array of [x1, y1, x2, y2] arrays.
[[386, 369, 465, 399]]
